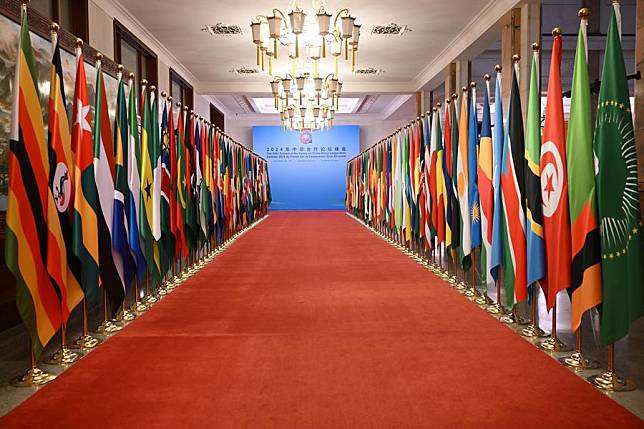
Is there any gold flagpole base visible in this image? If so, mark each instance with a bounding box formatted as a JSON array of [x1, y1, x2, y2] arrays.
[[519, 323, 547, 338], [539, 336, 571, 352], [10, 367, 56, 387], [464, 287, 477, 299], [588, 371, 636, 392], [559, 352, 599, 370], [499, 311, 517, 324], [70, 334, 101, 350], [45, 347, 82, 366], [131, 300, 149, 314], [486, 302, 501, 314], [93, 320, 123, 335], [474, 293, 488, 306], [118, 309, 137, 322], [145, 294, 158, 306]]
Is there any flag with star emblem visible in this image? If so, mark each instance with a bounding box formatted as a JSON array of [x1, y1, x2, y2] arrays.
[[593, 6, 643, 345], [525, 47, 545, 289], [541, 32, 571, 311], [566, 13, 602, 333], [71, 44, 100, 307], [6, 6, 63, 357], [139, 85, 159, 282]]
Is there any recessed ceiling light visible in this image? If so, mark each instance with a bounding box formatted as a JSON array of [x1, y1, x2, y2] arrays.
[[229, 67, 259, 74], [202, 23, 243, 36], [355, 67, 385, 75], [370, 23, 411, 36]]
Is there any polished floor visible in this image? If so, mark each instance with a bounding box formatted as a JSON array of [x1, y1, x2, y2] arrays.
[[0, 211, 642, 427]]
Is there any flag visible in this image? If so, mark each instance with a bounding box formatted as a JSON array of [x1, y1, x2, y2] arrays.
[[139, 85, 159, 282], [500, 62, 528, 306], [47, 29, 84, 324], [93, 57, 124, 315], [566, 13, 602, 333], [127, 76, 146, 282], [468, 86, 481, 250], [427, 113, 436, 244], [541, 32, 572, 310], [457, 89, 471, 270], [434, 109, 447, 245], [443, 100, 454, 249], [478, 77, 495, 292], [112, 69, 136, 296], [175, 106, 188, 256], [490, 69, 504, 285], [450, 97, 461, 253], [160, 99, 175, 276], [525, 47, 546, 288], [593, 7, 643, 345], [5, 6, 62, 357], [71, 43, 100, 307]]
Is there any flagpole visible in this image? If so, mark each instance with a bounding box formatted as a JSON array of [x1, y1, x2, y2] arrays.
[[588, 343, 636, 391], [559, 323, 598, 369], [94, 288, 122, 335], [10, 346, 56, 387], [519, 283, 546, 338], [538, 296, 570, 351], [71, 299, 101, 349]]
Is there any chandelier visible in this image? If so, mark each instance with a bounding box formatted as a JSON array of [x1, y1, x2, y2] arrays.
[[250, 0, 359, 131]]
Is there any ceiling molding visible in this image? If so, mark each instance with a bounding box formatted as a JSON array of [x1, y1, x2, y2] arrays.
[[410, 0, 521, 91], [381, 95, 414, 120], [229, 112, 385, 126], [91, 0, 199, 86]]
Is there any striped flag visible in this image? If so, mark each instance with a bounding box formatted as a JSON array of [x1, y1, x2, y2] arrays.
[[525, 47, 546, 288], [450, 97, 461, 253], [6, 6, 62, 357], [127, 76, 146, 282], [457, 89, 471, 270], [443, 101, 454, 249], [500, 62, 528, 306], [71, 43, 100, 307], [111, 69, 136, 295], [478, 77, 495, 292], [175, 107, 189, 256], [93, 57, 124, 315], [489, 69, 504, 285], [47, 28, 84, 325], [541, 32, 571, 310], [434, 109, 447, 245], [427, 114, 436, 245], [566, 13, 602, 333], [468, 86, 481, 250], [160, 100, 175, 275]]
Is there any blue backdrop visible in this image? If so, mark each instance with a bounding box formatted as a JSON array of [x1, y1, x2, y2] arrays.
[[253, 126, 360, 210]]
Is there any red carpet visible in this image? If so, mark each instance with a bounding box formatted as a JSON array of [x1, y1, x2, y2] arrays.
[[1, 211, 641, 428]]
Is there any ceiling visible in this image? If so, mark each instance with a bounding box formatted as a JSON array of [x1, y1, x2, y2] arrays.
[[115, 0, 515, 118]]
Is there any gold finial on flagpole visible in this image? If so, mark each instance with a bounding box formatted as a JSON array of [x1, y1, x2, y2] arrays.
[[470, 81, 476, 88], [512, 54, 520, 63], [452, 93, 458, 101], [161, 91, 167, 98], [128, 72, 134, 80], [436, 102, 441, 109], [75, 38, 83, 48], [96, 52, 103, 61], [484, 74, 491, 81], [552, 27, 562, 37], [141, 79, 148, 87], [445, 98, 450, 104], [50, 22, 59, 33], [117, 64, 124, 73], [461, 86, 467, 93], [168, 96, 173, 102], [495, 64, 502, 72], [149, 85, 156, 92], [532, 42, 540, 52], [579, 8, 590, 18]]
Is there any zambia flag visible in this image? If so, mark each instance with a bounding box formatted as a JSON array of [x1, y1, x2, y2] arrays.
[[6, 5, 63, 357], [593, 7, 643, 345], [566, 13, 602, 333]]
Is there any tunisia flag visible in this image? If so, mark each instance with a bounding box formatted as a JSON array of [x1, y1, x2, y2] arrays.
[[540, 32, 572, 310]]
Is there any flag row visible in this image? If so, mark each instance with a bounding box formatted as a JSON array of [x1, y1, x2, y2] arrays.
[[5, 4, 271, 358], [346, 6, 642, 347]]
